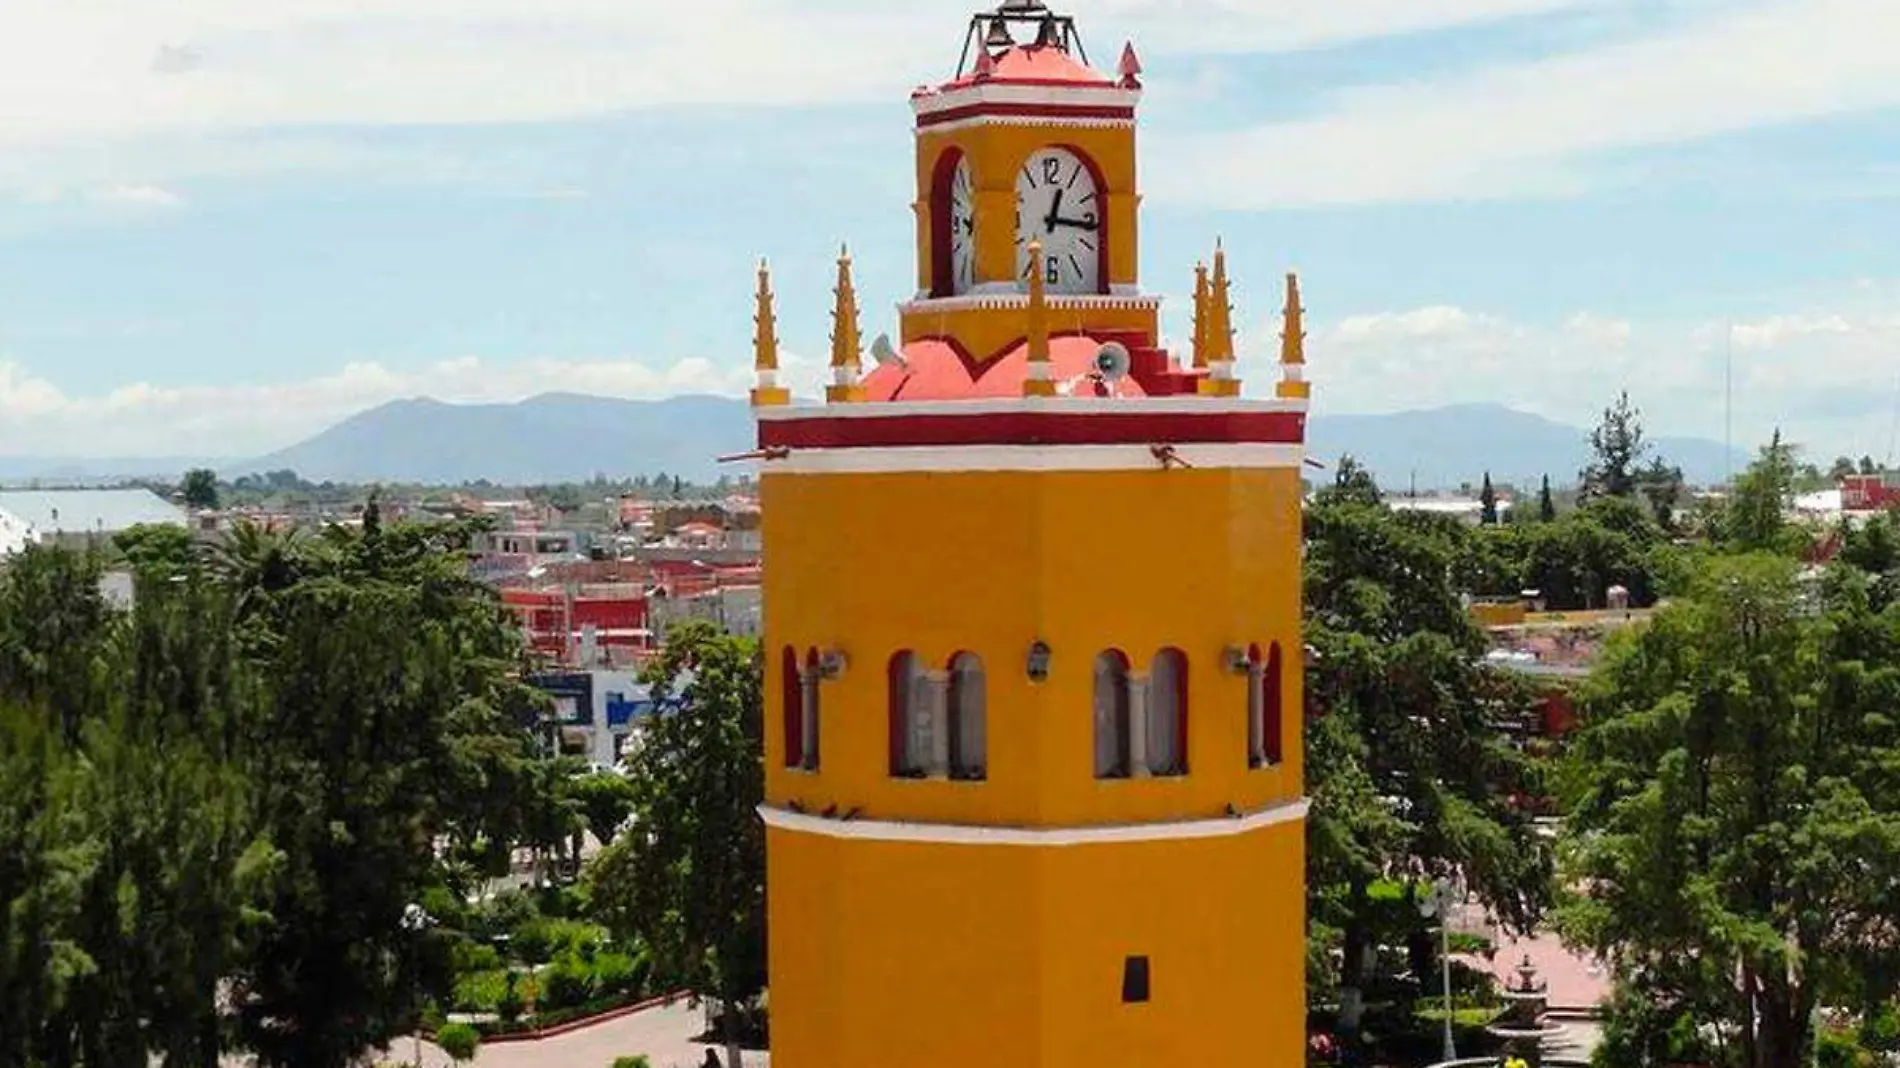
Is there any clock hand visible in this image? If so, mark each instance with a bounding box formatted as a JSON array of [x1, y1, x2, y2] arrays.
[[1049, 211, 1100, 232], [1043, 189, 1064, 234]]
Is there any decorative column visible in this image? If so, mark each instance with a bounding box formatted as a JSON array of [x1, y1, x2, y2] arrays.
[[1023, 237, 1057, 397], [750, 259, 791, 407], [1198, 240, 1241, 396], [826, 245, 865, 403], [1127, 673, 1151, 778], [925, 670, 952, 777], [1278, 272, 1311, 400]]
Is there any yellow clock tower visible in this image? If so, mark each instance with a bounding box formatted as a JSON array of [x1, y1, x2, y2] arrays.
[[751, 3, 1312, 1065]]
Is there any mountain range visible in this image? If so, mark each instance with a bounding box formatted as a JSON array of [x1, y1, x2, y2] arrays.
[[0, 395, 1745, 490]]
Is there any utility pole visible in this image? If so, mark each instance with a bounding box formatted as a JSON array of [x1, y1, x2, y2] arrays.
[[1725, 321, 1734, 487]]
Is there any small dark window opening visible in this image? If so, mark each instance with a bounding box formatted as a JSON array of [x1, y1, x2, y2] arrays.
[[1121, 955, 1150, 1004]]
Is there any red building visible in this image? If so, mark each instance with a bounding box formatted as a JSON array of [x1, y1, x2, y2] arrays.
[[1842, 473, 1900, 511], [500, 585, 652, 664]]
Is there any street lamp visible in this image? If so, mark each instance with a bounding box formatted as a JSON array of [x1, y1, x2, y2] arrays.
[[402, 903, 436, 1068], [1417, 879, 1458, 1063]]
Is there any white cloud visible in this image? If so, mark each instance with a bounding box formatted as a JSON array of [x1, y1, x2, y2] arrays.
[[1154, 0, 1900, 206], [0, 0, 1599, 194], [1227, 282, 1900, 461], [89, 184, 185, 208]]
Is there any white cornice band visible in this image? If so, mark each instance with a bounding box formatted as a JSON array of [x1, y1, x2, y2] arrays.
[[765, 443, 1306, 475], [754, 396, 1310, 421], [912, 83, 1142, 119], [758, 797, 1308, 846], [918, 114, 1135, 136]]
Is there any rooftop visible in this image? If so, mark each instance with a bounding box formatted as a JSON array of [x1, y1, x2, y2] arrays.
[[0, 488, 185, 537]]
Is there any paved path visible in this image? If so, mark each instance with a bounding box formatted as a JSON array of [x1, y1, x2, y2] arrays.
[[373, 1001, 767, 1068]]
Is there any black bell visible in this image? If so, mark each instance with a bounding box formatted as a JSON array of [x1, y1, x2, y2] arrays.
[[1034, 16, 1062, 49], [984, 18, 1014, 50]]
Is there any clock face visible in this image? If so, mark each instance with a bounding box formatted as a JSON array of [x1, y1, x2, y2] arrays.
[[947, 157, 976, 295], [1015, 146, 1102, 295]]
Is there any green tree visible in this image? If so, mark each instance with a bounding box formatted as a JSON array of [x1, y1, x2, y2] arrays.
[[1829, 455, 1858, 482], [1560, 554, 1900, 1068], [1479, 472, 1498, 525], [1720, 430, 1802, 554], [1321, 455, 1382, 507], [590, 622, 765, 1068], [1581, 391, 1649, 500], [1539, 474, 1557, 522], [227, 517, 552, 1068], [569, 770, 639, 846], [1860, 455, 1878, 475], [181, 468, 221, 510], [1303, 489, 1552, 1042], [1636, 456, 1685, 530]]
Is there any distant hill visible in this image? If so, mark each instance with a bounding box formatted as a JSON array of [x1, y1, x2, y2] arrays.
[[1305, 402, 1745, 492], [237, 393, 756, 484], [0, 395, 1745, 489]]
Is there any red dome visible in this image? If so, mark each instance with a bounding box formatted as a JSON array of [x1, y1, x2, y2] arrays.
[[940, 45, 1115, 90], [863, 335, 1149, 402]]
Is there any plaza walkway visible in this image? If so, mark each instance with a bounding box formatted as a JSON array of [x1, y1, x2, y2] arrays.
[[380, 1001, 768, 1068]]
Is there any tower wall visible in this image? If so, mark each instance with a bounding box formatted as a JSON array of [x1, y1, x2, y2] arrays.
[[766, 820, 1305, 1068], [762, 464, 1305, 827]]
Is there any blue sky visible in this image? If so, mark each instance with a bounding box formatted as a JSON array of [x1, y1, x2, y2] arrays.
[[1, 0, 1898, 462]]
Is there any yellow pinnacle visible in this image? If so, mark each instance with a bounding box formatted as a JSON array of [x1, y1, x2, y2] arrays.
[[753, 259, 779, 372], [1198, 239, 1241, 396], [750, 259, 790, 407], [826, 244, 865, 403], [1190, 261, 1211, 370], [1278, 270, 1311, 400], [1280, 272, 1305, 365], [1207, 240, 1234, 365], [1023, 239, 1056, 397]]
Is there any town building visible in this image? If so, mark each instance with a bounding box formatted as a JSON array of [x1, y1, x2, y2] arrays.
[[751, 4, 1310, 1064], [0, 488, 185, 556]]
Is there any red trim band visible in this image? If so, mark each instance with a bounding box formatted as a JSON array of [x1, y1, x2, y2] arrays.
[[917, 102, 1137, 129], [759, 410, 1305, 450]]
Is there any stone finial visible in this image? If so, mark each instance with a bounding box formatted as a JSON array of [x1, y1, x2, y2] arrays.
[[826, 245, 865, 403]]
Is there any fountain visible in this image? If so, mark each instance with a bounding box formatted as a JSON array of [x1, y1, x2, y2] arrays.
[[1485, 955, 1568, 1068]]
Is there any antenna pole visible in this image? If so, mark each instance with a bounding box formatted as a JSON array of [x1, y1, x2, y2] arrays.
[[1724, 321, 1733, 487]]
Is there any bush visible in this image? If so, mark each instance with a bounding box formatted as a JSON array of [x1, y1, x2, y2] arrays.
[[592, 949, 649, 999], [437, 1022, 480, 1064], [612, 1058, 653, 1068], [541, 953, 599, 1011], [451, 968, 510, 1014], [512, 917, 605, 966], [497, 972, 524, 1023], [450, 939, 503, 975]]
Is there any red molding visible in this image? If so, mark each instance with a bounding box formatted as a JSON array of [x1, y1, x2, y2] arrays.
[[758, 410, 1305, 450], [917, 102, 1136, 129]]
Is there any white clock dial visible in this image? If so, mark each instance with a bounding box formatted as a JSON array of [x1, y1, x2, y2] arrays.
[[948, 158, 976, 295], [1015, 146, 1102, 295]]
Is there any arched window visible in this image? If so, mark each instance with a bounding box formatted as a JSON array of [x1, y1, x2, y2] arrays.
[[781, 645, 804, 769], [948, 652, 987, 781], [1263, 642, 1284, 766], [888, 651, 931, 778], [1147, 648, 1188, 776], [1094, 650, 1132, 779], [800, 648, 822, 771]]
